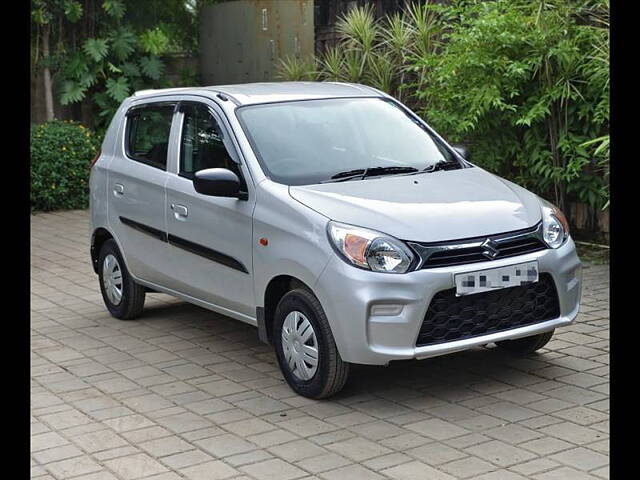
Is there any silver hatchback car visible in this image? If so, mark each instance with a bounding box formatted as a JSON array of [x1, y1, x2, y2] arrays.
[[90, 82, 582, 398]]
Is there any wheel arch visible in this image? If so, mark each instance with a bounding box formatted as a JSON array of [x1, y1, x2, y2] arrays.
[[258, 274, 312, 345], [90, 227, 114, 274]]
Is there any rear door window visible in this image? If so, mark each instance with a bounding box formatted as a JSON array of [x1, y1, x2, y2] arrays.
[[126, 103, 175, 169]]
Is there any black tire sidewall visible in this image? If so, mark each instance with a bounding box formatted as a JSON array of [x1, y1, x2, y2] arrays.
[[97, 239, 135, 318], [496, 329, 554, 354], [273, 290, 333, 398]]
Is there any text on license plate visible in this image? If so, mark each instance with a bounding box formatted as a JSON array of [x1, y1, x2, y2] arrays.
[[454, 261, 539, 296]]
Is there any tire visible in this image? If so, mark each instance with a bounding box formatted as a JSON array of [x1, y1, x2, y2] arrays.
[[98, 239, 145, 320], [273, 288, 350, 399], [495, 329, 555, 354]]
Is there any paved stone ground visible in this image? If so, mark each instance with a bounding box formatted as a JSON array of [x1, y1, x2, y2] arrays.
[[31, 210, 610, 480]]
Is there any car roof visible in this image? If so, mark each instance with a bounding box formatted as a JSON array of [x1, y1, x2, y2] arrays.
[[133, 81, 384, 106]]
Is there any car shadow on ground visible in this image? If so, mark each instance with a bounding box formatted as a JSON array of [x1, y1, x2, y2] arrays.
[[137, 296, 549, 403]]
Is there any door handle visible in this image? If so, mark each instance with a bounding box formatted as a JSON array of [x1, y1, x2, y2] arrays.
[[113, 183, 124, 196], [171, 203, 188, 217]]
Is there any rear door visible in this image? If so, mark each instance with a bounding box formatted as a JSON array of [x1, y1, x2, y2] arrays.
[[164, 99, 256, 319], [107, 100, 175, 283]]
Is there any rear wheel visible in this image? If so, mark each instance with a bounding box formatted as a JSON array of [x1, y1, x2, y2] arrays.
[[274, 288, 349, 399], [98, 239, 145, 320], [495, 329, 554, 354]]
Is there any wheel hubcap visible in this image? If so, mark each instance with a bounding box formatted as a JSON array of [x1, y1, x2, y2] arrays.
[[281, 311, 319, 381], [102, 254, 123, 306]]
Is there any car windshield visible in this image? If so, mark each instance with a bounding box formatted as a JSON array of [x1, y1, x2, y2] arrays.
[[236, 97, 461, 186]]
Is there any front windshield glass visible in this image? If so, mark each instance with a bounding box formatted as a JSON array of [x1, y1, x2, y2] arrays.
[[236, 97, 460, 186]]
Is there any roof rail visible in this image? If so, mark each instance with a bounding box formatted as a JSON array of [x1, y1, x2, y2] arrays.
[[133, 87, 191, 97]]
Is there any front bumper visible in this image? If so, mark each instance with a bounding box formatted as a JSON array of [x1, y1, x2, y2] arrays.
[[314, 238, 582, 365]]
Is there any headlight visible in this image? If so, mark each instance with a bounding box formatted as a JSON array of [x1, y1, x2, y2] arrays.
[[327, 221, 414, 273], [540, 200, 570, 248]]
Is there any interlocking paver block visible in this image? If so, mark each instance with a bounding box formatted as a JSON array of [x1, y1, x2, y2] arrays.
[[466, 439, 537, 467], [550, 447, 609, 471], [320, 463, 387, 480], [194, 433, 258, 457], [73, 429, 129, 453], [440, 456, 496, 478], [325, 436, 392, 462], [269, 439, 328, 462], [29, 212, 610, 480], [103, 453, 169, 479], [139, 436, 194, 457], [382, 460, 456, 480], [405, 418, 470, 440], [296, 452, 352, 474], [45, 455, 103, 478], [180, 460, 238, 480], [240, 458, 307, 480]]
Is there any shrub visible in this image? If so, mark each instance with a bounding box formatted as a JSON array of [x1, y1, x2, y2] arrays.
[[31, 120, 101, 211], [277, 2, 443, 111], [417, 0, 610, 214]]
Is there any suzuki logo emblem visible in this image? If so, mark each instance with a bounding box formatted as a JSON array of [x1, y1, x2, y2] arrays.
[[481, 239, 500, 259]]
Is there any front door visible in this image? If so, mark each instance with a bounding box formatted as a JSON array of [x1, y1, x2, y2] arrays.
[[164, 100, 256, 319]]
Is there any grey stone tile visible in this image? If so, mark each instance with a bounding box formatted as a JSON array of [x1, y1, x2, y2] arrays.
[[194, 433, 258, 457], [240, 458, 307, 480], [103, 453, 169, 479], [381, 460, 455, 480], [180, 460, 239, 480]]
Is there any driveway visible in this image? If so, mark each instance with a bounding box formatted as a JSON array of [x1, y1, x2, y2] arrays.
[[31, 210, 609, 480]]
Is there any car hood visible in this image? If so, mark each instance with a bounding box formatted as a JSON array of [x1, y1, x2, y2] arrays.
[[289, 167, 542, 242]]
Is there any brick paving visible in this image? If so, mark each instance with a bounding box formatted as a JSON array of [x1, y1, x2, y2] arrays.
[[31, 210, 610, 480]]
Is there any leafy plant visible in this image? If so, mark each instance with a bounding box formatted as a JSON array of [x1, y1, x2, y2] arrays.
[[54, 2, 172, 127], [277, 2, 443, 105], [418, 0, 609, 213], [30, 121, 101, 211], [276, 56, 318, 81], [31, 0, 199, 128]]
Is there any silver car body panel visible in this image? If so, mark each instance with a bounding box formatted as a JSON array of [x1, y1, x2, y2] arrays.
[[90, 82, 582, 366], [289, 167, 543, 243]]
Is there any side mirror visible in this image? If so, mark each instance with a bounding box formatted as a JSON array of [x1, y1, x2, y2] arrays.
[[193, 168, 247, 200], [452, 144, 470, 161]]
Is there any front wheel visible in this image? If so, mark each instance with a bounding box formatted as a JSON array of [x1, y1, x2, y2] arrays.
[[495, 329, 555, 354], [98, 239, 145, 320], [273, 288, 350, 399]]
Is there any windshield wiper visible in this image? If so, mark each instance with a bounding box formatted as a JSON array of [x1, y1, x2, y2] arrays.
[[363, 166, 418, 179], [325, 166, 418, 183], [327, 168, 366, 181], [421, 160, 460, 173]]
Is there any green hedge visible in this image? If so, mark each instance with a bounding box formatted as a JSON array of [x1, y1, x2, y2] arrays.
[[31, 120, 101, 211]]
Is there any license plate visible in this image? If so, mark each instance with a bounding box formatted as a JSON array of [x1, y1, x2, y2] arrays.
[[455, 261, 539, 296]]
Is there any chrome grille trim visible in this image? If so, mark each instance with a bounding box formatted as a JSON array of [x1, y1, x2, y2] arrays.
[[407, 222, 547, 269]]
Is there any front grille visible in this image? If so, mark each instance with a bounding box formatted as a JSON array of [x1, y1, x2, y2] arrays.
[[408, 223, 547, 269], [416, 273, 560, 347]]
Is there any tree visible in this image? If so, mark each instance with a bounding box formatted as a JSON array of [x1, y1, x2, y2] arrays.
[[31, 0, 199, 129]]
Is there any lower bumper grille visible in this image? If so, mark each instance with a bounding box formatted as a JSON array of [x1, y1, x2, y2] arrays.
[[416, 273, 560, 347]]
